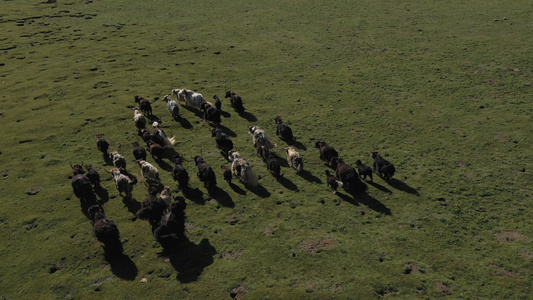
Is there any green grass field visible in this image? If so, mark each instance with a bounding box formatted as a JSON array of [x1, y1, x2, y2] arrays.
[[1, 0, 532, 298]]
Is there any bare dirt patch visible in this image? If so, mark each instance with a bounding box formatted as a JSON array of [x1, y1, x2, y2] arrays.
[[497, 231, 529, 243], [494, 133, 509, 142], [514, 168, 527, 174], [376, 286, 398, 297], [184, 221, 198, 232], [331, 284, 345, 293], [263, 227, 274, 236], [404, 263, 421, 274], [305, 280, 317, 291], [26, 185, 43, 195], [455, 161, 469, 168], [220, 249, 243, 259], [490, 264, 519, 279], [520, 249, 533, 260], [229, 285, 248, 300], [435, 282, 453, 295], [299, 236, 338, 254]]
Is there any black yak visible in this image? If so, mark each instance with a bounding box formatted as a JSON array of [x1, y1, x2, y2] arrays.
[[134, 95, 152, 115], [195, 156, 217, 190], [225, 91, 244, 113], [355, 159, 373, 182], [315, 141, 338, 166], [153, 196, 187, 249], [371, 152, 395, 182], [172, 154, 190, 190], [275, 116, 295, 144]]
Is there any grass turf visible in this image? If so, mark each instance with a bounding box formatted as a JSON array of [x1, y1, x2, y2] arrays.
[[1, 0, 532, 298]]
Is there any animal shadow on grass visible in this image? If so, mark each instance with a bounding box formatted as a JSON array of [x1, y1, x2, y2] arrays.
[[146, 114, 162, 124], [106, 253, 138, 281], [356, 193, 392, 215], [163, 238, 216, 283], [368, 181, 392, 194], [387, 178, 420, 196], [229, 183, 246, 195], [181, 105, 203, 119], [165, 147, 181, 159], [154, 157, 173, 172], [219, 151, 233, 161], [122, 197, 142, 217], [335, 191, 359, 206], [278, 176, 299, 192], [217, 124, 237, 137], [174, 116, 193, 129], [208, 187, 235, 207], [183, 187, 206, 205], [95, 186, 110, 203], [239, 111, 257, 122], [103, 154, 114, 166], [220, 111, 231, 118], [249, 184, 271, 198], [292, 140, 307, 150], [299, 170, 322, 184], [272, 153, 289, 168]]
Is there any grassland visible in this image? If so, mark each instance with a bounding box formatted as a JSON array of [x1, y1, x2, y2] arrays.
[[1, 0, 532, 298]]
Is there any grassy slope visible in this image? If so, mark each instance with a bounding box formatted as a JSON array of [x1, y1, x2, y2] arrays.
[[1, 0, 532, 298]]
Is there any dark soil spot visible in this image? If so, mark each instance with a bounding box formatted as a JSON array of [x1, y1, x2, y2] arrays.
[[376, 286, 397, 296], [93, 81, 111, 89], [220, 249, 243, 259], [436, 197, 448, 206]]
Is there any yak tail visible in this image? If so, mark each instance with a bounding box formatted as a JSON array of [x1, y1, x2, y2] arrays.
[[205, 179, 216, 191], [295, 158, 304, 174], [166, 136, 177, 146], [245, 167, 259, 188]]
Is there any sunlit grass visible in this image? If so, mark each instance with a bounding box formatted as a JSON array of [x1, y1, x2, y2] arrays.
[[1, 0, 532, 298]]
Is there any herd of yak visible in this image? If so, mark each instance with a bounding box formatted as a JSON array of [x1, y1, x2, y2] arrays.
[[69, 89, 396, 257]]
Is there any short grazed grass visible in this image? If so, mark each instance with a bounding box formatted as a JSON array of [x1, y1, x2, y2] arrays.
[[1, 0, 532, 298]]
